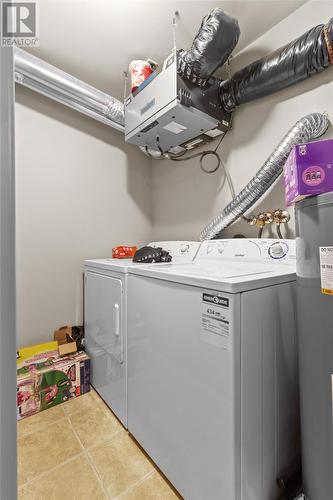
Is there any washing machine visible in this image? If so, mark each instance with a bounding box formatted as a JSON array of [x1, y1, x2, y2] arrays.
[[127, 238, 299, 500], [84, 241, 201, 427]]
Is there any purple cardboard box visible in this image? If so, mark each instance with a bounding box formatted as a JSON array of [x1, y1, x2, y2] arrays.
[[284, 138, 333, 206]]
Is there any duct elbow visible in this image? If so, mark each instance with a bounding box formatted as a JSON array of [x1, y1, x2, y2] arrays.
[[177, 8, 240, 85]]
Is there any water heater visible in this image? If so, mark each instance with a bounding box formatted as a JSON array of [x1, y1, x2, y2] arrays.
[[296, 191, 333, 500]]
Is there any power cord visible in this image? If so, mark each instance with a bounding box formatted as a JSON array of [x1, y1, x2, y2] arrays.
[[169, 133, 252, 226], [169, 132, 252, 230], [169, 133, 225, 174]]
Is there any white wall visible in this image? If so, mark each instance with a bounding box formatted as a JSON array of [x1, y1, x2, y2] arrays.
[[15, 86, 152, 347], [15, 1, 333, 347], [151, 1, 333, 241]]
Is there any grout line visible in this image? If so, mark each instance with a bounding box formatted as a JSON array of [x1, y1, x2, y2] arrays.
[[18, 413, 82, 488], [83, 391, 162, 499], [65, 416, 85, 454], [18, 450, 84, 488], [62, 392, 94, 417], [63, 392, 113, 419], [113, 470, 156, 500], [17, 414, 68, 439], [19, 392, 162, 499], [85, 428, 125, 453], [66, 395, 156, 500], [66, 412, 111, 499], [84, 450, 112, 499]]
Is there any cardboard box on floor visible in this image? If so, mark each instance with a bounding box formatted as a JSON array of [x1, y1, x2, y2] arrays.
[[17, 341, 90, 421], [54, 326, 77, 356]]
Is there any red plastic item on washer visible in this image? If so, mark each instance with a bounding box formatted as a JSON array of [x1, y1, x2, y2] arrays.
[[112, 246, 137, 259]]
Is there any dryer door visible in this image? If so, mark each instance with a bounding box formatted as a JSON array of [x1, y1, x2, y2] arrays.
[[85, 271, 126, 425]]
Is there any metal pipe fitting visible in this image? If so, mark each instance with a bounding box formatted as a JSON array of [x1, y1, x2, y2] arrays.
[[199, 112, 329, 241]]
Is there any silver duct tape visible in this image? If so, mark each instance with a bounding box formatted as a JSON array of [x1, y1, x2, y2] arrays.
[[199, 112, 330, 241], [105, 99, 125, 126]]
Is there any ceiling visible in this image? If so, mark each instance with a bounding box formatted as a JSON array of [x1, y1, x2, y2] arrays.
[[29, 0, 307, 101]]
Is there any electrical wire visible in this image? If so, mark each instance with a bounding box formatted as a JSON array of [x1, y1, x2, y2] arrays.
[[169, 133, 225, 173], [169, 132, 252, 226], [258, 226, 264, 238], [123, 71, 129, 102], [169, 132, 250, 230]]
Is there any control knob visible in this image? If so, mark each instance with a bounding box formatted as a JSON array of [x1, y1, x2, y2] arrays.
[[269, 243, 287, 259]]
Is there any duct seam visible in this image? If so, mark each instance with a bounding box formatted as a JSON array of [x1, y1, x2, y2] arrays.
[[324, 24, 333, 64], [199, 112, 330, 241]]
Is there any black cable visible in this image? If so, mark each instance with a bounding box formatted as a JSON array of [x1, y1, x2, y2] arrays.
[[258, 226, 264, 238], [156, 136, 164, 156], [144, 139, 164, 159], [169, 132, 226, 174], [145, 145, 152, 157]]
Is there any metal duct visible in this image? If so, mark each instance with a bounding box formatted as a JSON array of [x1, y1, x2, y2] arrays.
[[199, 112, 330, 241], [14, 48, 124, 132]]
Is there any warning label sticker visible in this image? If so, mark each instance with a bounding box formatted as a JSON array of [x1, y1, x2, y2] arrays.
[[201, 292, 232, 350], [319, 247, 333, 295]]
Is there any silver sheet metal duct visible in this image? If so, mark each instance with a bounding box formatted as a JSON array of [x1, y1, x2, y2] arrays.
[[14, 48, 125, 132], [199, 112, 330, 241]]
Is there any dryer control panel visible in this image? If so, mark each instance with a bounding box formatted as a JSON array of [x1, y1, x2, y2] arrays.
[[197, 239, 296, 264], [149, 241, 201, 262]]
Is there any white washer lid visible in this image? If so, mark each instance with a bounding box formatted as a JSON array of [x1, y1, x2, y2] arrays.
[[128, 261, 296, 293]]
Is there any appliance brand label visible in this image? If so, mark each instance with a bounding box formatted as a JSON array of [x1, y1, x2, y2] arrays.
[[201, 291, 232, 350], [319, 247, 333, 295], [202, 293, 229, 307]]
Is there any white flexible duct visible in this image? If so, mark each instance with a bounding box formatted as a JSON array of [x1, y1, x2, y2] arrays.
[[14, 48, 124, 131], [199, 112, 330, 241]]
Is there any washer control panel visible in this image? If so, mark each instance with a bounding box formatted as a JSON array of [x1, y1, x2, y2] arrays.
[[149, 241, 201, 262], [197, 239, 296, 263]]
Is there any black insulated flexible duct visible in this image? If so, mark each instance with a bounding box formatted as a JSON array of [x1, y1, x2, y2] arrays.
[[220, 18, 333, 112], [177, 8, 240, 86]]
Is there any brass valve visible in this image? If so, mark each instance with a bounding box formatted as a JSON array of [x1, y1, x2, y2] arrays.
[[273, 209, 290, 239], [257, 211, 273, 227], [273, 209, 290, 224], [245, 210, 288, 239]]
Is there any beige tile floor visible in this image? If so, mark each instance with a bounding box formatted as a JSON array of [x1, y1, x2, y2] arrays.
[[18, 388, 181, 500]]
